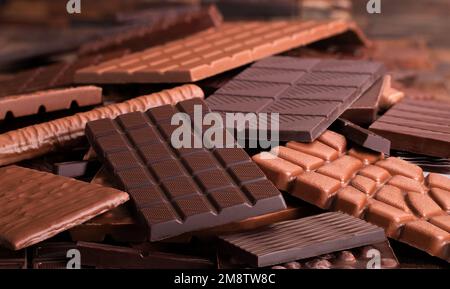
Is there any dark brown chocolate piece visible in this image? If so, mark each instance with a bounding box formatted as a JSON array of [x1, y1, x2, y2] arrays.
[[0, 248, 27, 269], [77, 242, 214, 269], [85, 98, 286, 241], [32, 242, 90, 269], [342, 76, 385, 126], [206, 56, 385, 142], [332, 118, 391, 155], [252, 131, 450, 261], [370, 99, 450, 158], [219, 212, 386, 267]]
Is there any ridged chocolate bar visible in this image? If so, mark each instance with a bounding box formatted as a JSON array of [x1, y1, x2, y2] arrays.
[[0, 166, 129, 250], [252, 130, 450, 261], [369, 99, 450, 158], [0, 84, 204, 166], [220, 212, 386, 267], [0, 86, 102, 120], [0, 248, 27, 269], [75, 20, 369, 83], [85, 98, 286, 241], [206, 56, 385, 142]]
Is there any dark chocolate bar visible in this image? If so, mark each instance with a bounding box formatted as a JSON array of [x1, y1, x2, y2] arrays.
[[219, 212, 386, 267], [206, 56, 385, 142], [252, 130, 450, 261], [0, 248, 27, 269], [341, 76, 385, 126], [77, 242, 214, 269], [332, 118, 391, 155], [369, 98, 450, 158], [85, 98, 286, 241], [32, 242, 89, 269], [218, 241, 398, 269]]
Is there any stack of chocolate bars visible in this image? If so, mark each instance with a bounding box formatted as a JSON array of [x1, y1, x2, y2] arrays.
[[0, 3, 448, 269]]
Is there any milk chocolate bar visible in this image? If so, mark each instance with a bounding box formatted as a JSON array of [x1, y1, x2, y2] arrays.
[[370, 98, 450, 158], [79, 5, 223, 56], [0, 166, 129, 250], [75, 20, 369, 83], [0, 86, 102, 120], [0, 84, 204, 166], [206, 56, 385, 142], [252, 131, 450, 261], [77, 242, 215, 269], [69, 167, 145, 243], [85, 98, 286, 241], [219, 212, 386, 267]]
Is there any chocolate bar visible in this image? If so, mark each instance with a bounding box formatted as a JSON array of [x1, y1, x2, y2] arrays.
[[0, 248, 27, 269], [0, 84, 204, 166], [332, 118, 391, 155], [214, 0, 300, 19], [369, 98, 450, 158], [78, 5, 222, 56], [206, 56, 385, 142], [0, 166, 129, 250], [393, 151, 450, 175], [0, 86, 102, 120], [218, 241, 398, 269], [85, 98, 286, 241], [219, 212, 386, 267], [0, 51, 127, 98], [69, 167, 146, 243], [252, 131, 450, 261], [32, 242, 90, 269], [53, 160, 99, 179], [77, 242, 214, 269], [341, 76, 385, 126], [75, 20, 369, 83]]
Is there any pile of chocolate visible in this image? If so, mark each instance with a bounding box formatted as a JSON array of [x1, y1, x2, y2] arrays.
[[0, 1, 449, 269]]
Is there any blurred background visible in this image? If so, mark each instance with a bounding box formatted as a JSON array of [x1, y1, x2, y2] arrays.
[[1, 0, 449, 102]]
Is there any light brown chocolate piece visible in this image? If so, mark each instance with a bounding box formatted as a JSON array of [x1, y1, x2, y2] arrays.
[[75, 20, 369, 83], [0, 86, 102, 120], [0, 85, 204, 166], [253, 130, 450, 261], [0, 166, 129, 250]]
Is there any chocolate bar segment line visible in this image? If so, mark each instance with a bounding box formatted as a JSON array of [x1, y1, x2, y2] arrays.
[[85, 98, 286, 241], [369, 98, 450, 158], [0, 166, 129, 250], [220, 212, 386, 267], [206, 56, 385, 142], [75, 20, 369, 83], [0, 84, 204, 166], [252, 131, 450, 261], [0, 86, 102, 120]]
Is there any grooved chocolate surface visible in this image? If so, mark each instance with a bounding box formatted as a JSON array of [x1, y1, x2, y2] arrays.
[[369, 99, 450, 158], [252, 130, 450, 261], [206, 56, 385, 142], [0, 248, 27, 269], [0, 86, 102, 120], [75, 20, 368, 83], [0, 166, 129, 250], [85, 98, 286, 241], [220, 212, 386, 267]]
